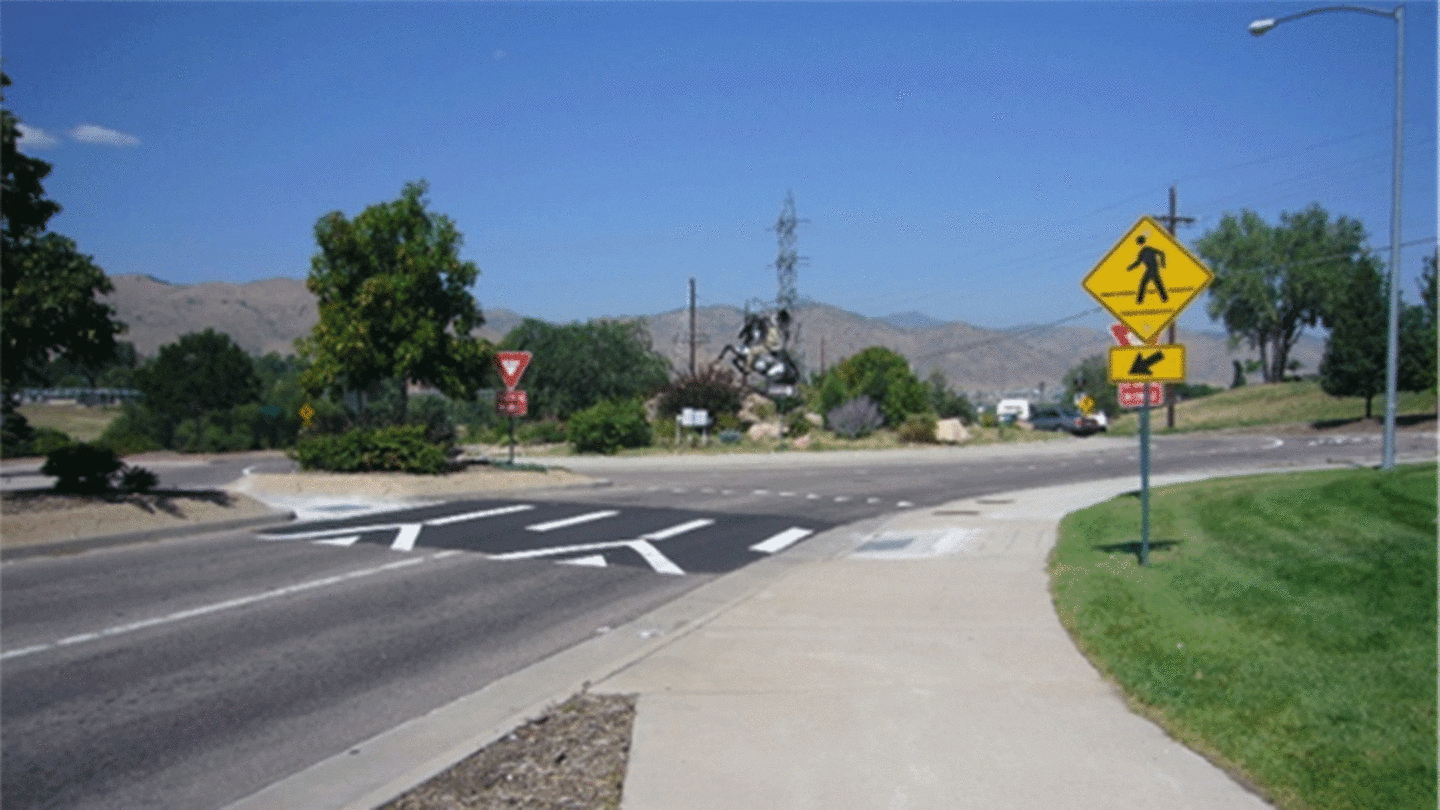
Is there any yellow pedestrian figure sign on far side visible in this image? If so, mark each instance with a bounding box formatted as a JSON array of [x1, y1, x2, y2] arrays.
[[1083, 216, 1213, 343]]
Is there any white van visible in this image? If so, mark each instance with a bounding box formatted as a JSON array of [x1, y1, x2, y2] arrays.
[[995, 399, 1030, 423]]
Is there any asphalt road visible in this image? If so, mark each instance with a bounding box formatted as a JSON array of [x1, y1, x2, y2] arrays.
[[1, 426, 1432, 810]]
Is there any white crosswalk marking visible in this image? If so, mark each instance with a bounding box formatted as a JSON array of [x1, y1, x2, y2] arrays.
[[491, 517, 711, 574], [751, 527, 813, 554], [390, 524, 422, 551], [425, 504, 534, 526], [526, 510, 619, 532]]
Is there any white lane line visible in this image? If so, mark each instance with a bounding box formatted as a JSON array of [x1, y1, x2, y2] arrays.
[[806, 493, 819, 500], [1, 557, 427, 662], [780, 491, 797, 497], [752, 489, 770, 495], [431, 550, 463, 560], [426, 504, 534, 526], [896, 501, 914, 508], [391, 523, 423, 552], [629, 541, 684, 575], [751, 527, 814, 554], [257, 519, 413, 541], [644, 518, 714, 540], [316, 536, 361, 547], [833, 496, 850, 503], [526, 510, 619, 533], [867, 497, 880, 504]]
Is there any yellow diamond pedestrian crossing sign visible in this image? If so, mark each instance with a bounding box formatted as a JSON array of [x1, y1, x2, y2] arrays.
[[1083, 216, 1213, 343]]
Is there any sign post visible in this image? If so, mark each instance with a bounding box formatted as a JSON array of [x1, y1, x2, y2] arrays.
[[1085, 217, 1213, 565], [494, 351, 533, 465]]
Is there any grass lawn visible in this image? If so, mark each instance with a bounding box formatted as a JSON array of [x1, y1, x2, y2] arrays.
[[1106, 379, 1437, 435], [1050, 464, 1437, 810], [16, 403, 123, 444]]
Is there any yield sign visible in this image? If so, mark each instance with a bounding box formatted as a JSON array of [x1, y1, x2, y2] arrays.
[[495, 351, 532, 390], [1084, 216, 1213, 343]]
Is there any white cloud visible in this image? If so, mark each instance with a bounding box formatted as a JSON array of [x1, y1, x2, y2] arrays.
[[70, 124, 140, 147], [15, 123, 58, 150]]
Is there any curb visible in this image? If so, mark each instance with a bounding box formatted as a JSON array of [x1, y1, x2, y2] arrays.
[[0, 510, 297, 562]]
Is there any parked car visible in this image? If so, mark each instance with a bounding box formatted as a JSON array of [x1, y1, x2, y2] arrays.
[[1028, 406, 1104, 436]]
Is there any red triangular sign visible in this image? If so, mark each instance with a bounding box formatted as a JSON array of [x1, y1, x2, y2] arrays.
[[495, 351, 532, 390]]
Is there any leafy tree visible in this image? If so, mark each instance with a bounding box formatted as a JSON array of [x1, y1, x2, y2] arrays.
[[1196, 204, 1374, 383], [1061, 354, 1120, 417], [135, 329, 261, 448], [568, 399, 652, 454], [1398, 251, 1437, 393], [298, 180, 489, 421], [816, 347, 929, 427], [1319, 260, 1387, 416], [1, 72, 125, 394], [925, 369, 976, 422], [497, 318, 670, 420]]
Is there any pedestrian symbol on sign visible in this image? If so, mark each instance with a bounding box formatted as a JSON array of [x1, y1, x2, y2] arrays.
[[1126, 233, 1168, 304]]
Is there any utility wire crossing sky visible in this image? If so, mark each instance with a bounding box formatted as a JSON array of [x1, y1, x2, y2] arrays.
[[4, 2, 1435, 333]]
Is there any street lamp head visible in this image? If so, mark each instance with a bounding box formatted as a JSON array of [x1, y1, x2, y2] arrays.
[[1248, 18, 1277, 35]]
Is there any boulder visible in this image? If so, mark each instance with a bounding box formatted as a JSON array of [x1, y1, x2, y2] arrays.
[[747, 421, 783, 441], [738, 392, 776, 425], [935, 418, 971, 444]]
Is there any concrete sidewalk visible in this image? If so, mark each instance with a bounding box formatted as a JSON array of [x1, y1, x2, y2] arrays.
[[600, 474, 1274, 810]]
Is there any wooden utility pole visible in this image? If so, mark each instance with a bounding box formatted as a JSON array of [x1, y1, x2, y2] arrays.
[[688, 277, 698, 375], [1153, 185, 1195, 429]]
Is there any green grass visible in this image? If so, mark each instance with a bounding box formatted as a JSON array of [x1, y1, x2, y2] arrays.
[[1050, 464, 1437, 810], [1106, 379, 1436, 435], [16, 403, 123, 443]]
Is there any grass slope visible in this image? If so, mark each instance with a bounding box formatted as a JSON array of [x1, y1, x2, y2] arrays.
[[1107, 379, 1437, 434], [1050, 464, 1437, 810], [16, 403, 123, 444]]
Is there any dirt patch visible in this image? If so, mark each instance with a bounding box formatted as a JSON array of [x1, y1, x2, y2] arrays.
[[0, 489, 275, 548], [379, 692, 635, 810]]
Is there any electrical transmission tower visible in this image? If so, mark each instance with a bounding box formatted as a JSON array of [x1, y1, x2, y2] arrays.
[[772, 190, 808, 313]]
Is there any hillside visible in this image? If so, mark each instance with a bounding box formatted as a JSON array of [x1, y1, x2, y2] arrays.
[[103, 275, 1319, 393]]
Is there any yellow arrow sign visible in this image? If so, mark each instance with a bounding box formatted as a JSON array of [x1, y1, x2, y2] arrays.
[[1083, 216, 1213, 343], [1109, 345, 1187, 383]]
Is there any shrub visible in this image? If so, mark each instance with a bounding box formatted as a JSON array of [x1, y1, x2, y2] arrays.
[[117, 465, 159, 494], [293, 425, 448, 474], [897, 413, 938, 443], [517, 418, 567, 445], [42, 442, 124, 493], [568, 399, 651, 454], [657, 366, 743, 421], [30, 427, 74, 456], [786, 410, 813, 437], [407, 394, 459, 451], [717, 429, 743, 444], [826, 396, 884, 439]]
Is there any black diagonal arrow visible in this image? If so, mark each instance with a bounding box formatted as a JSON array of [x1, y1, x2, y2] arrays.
[[1129, 350, 1165, 376]]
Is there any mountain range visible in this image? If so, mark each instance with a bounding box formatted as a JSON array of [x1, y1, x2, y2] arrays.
[[102, 274, 1322, 395]]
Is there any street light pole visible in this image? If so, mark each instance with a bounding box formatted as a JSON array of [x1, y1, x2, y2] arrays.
[[1249, 4, 1405, 469]]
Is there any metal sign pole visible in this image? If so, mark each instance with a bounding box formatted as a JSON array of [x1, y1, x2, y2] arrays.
[[509, 414, 516, 465], [1139, 381, 1152, 566]]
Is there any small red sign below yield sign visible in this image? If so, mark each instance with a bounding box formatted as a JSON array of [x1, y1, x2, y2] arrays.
[[496, 390, 528, 417], [495, 351, 532, 390]]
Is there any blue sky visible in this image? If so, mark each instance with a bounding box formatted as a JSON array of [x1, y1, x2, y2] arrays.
[[4, 1, 1435, 337]]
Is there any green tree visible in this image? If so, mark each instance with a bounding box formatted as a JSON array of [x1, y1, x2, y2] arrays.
[[1061, 354, 1120, 417], [817, 347, 929, 427], [1196, 204, 1373, 383], [497, 318, 670, 420], [135, 329, 261, 448], [1319, 260, 1388, 417], [1398, 251, 1438, 393], [298, 180, 489, 422], [924, 369, 976, 422], [1, 73, 124, 393]]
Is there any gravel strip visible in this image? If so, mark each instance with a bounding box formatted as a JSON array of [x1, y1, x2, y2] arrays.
[[378, 692, 636, 810]]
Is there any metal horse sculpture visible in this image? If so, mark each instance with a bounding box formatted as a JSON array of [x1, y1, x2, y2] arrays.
[[716, 308, 800, 391]]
